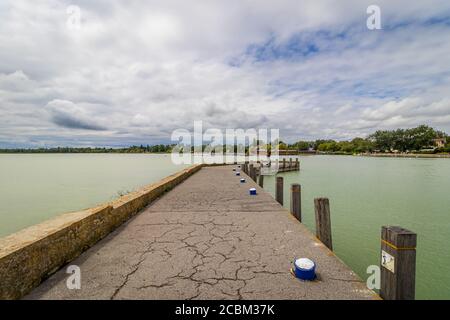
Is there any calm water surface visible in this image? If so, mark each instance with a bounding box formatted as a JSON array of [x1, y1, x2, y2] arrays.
[[0, 154, 188, 238], [0, 154, 449, 299], [263, 155, 450, 299]]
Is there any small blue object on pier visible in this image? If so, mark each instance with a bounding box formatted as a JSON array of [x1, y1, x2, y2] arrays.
[[236, 172, 241, 176], [293, 258, 316, 281], [240, 178, 246, 183], [249, 188, 257, 195]]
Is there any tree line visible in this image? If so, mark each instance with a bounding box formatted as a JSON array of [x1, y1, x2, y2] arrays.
[[286, 125, 449, 154], [0, 144, 174, 154], [1, 125, 448, 154]]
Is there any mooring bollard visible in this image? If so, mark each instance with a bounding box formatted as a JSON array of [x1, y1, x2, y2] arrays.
[[314, 198, 332, 250], [276, 177, 283, 205], [291, 184, 301, 222], [258, 174, 264, 188], [380, 226, 417, 300]]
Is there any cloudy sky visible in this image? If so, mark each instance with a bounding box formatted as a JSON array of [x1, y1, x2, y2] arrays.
[[1, 0, 450, 147]]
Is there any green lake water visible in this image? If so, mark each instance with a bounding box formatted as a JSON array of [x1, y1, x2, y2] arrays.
[[263, 155, 450, 300], [0, 154, 449, 299], [0, 154, 188, 238]]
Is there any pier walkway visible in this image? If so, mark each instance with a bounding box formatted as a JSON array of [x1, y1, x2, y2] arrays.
[[27, 166, 375, 300]]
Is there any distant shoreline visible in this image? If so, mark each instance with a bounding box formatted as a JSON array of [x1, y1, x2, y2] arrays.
[[313, 152, 450, 159], [0, 151, 171, 154], [358, 153, 450, 159], [1, 151, 450, 159]]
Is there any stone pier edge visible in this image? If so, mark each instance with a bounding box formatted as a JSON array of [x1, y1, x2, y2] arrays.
[[0, 164, 203, 299]]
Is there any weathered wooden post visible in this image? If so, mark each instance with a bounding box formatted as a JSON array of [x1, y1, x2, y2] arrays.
[[255, 166, 260, 184], [380, 226, 417, 300], [295, 158, 299, 170], [282, 158, 286, 170], [259, 173, 264, 188], [289, 158, 293, 169], [249, 164, 254, 180], [314, 198, 332, 250], [276, 177, 283, 205], [290, 184, 301, 222]]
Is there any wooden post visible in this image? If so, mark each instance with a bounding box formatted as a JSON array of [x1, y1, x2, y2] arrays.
[[295, 158, 299, 170], [282, 158, 286, 169], [289, 158, 293, 169], [276, 177, 283, 205], [255, 167, 260, 183], [314, 198, 332, 250], [249, 164, 255, 181], [259, 173, 264, 188], [380, 226, 417, 300], [290, 184, 301, 222]]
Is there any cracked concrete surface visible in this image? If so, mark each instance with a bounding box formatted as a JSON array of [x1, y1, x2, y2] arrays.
[[26, 166, 376, 300]]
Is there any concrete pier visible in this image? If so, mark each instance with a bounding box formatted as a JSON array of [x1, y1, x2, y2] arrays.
[[26, 166, 376, 300]]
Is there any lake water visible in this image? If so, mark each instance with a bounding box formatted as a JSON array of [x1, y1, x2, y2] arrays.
[[0, 154, 448, 299], [263, 155, 450, 300], [0, 154, 188, 238]]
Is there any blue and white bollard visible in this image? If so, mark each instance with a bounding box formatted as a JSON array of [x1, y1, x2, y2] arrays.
[[240, 178, 246, 183], [249, 188, 257, 195], [293, 258, 316, 281], [236, 172, 241, 176]]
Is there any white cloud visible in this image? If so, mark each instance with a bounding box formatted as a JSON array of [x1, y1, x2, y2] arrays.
[[0, 0, 450, 147]]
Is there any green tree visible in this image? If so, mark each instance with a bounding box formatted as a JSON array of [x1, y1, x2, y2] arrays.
[[290, 141, 311, 151]]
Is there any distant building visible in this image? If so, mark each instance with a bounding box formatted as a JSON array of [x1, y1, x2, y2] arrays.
[[433, 138, 446, 148], [255, 147, 268, 156], [279, 149, 300, 156]]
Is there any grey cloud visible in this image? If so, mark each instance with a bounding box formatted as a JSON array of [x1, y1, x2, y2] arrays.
[[51, 113, 106, 131], [45, 99, 107, 131]]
